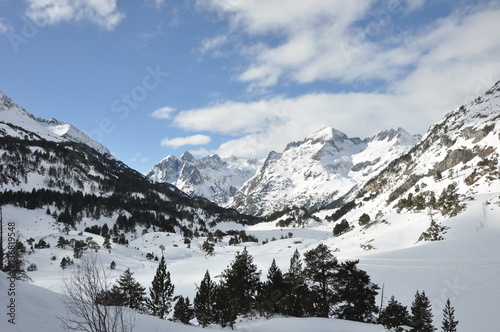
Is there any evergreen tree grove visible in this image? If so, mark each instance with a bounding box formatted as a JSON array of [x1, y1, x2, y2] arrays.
[[146, 255, 175, 319]]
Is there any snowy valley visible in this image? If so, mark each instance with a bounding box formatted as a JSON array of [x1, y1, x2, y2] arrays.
[[1, 81, 500, 332]]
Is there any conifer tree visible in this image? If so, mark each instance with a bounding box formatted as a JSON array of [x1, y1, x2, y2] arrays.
[[110, 268, 146, 310], [303, 244, 338, 317], [333, 259, 379, 323], [3, 235, 31, 281], [441, 299, 458, 332], [410, 291, 436, 332], [173, 296, 193, 324], [380, 295, 411, 331], [147, 255, 175, 319], [221, 247, 261, 316], [194, 270, 216, 327], [282, 248, 309, 317], [259, 259, 286, 317], [212, 281, 237, 329]]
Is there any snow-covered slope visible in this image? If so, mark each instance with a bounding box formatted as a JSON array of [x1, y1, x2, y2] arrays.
[[145, 152, 260, 206], [1, 83, 499, 332], [0, 268, 385, 331], [229, 127, 418, 216], [0, 90, 255, 234], [0, 91, 111, 156]]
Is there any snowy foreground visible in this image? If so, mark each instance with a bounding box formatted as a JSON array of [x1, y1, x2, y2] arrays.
[[1, 191, 500, 331]]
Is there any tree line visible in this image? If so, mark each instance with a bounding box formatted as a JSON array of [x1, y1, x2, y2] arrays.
[[89, 243, 458, 331]]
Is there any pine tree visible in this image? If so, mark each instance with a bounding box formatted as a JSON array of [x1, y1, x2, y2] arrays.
[[146, 255, 175, 319], [110, 260, 116, 270], [173, 296, 193, 324], [194, 270, 216, 327], [221, 247, 261, 316], [410, 291, 436, 332], [303, 244, 338, 318], [441, 299, 458, 332], [3, 236, 31, 281], [380, 295, 411, 331], [282, 248, 309, 317], [110, 268, 146, 310], [56, 236, 68, 249], [202, 239, 215, 256], [259, 259, 286, 317], [333, 260, 379, 323], [212, 281, 237, 329]]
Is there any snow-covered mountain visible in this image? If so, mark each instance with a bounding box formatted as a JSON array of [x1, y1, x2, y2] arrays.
[[1, 83, 499, 332], [229, 127, 418, 216], [0, 91, 255, 233], [318, 80, 500, 253], [0, 91, 111, 156], [145, 152, 260, 206], [354, 80, 500, 213]]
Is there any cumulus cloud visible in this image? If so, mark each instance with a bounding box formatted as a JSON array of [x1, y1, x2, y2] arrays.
[[150, 106, 176, 119], [25, 0, 125, 31], [161, 134, 212, 148], [200, 0, 500, 90], [183, 1, 500, 158]]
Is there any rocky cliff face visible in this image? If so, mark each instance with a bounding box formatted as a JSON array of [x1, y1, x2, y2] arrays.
[[145, 152, 260, 206]]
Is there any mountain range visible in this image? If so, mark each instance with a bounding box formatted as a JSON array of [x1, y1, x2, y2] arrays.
[[146, 126, 419, 217], [0, 81, 499, 331]]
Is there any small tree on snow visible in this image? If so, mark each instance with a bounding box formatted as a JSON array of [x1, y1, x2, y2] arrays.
[[441, 299, 458, 332], [379, 295, 410, 331], [173, 296, 193, 324], [193, 270, 216, 327], [146, 254, 174, 319], [109, 268, 146, 311], [410, 290, 436, 332], [57, 254, 136, 332]]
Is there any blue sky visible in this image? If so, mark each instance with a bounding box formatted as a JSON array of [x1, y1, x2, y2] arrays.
[[1, 0, 500, 173]]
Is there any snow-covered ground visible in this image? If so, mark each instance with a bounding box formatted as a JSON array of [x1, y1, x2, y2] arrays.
[[1, 187, 499, 331]]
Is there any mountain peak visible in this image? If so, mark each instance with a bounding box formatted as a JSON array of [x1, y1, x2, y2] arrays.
[[308, 127, 348, 143], [370, 127, 418, 146], [0, 91, 111, 156], [0, 90, 16, 110], [181, 151, 196, 162]]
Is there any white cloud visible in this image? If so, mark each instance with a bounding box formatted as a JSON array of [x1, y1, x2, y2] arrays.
[[0, 18, 12, 34], [25, 0, 125, 31], [150, 106, 176, 119], [161, 134, 212, 148], [200, 0, 500, 91], [179, 1, 500, 158], [200, 35, 228, 54], [173, 97, 290, 135]]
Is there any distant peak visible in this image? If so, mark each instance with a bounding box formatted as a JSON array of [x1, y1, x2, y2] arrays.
[[0, 91, 17, 110], [308, 127, 348, 142], [485, 80, 500, 95], [181, 151, 196, 162]]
